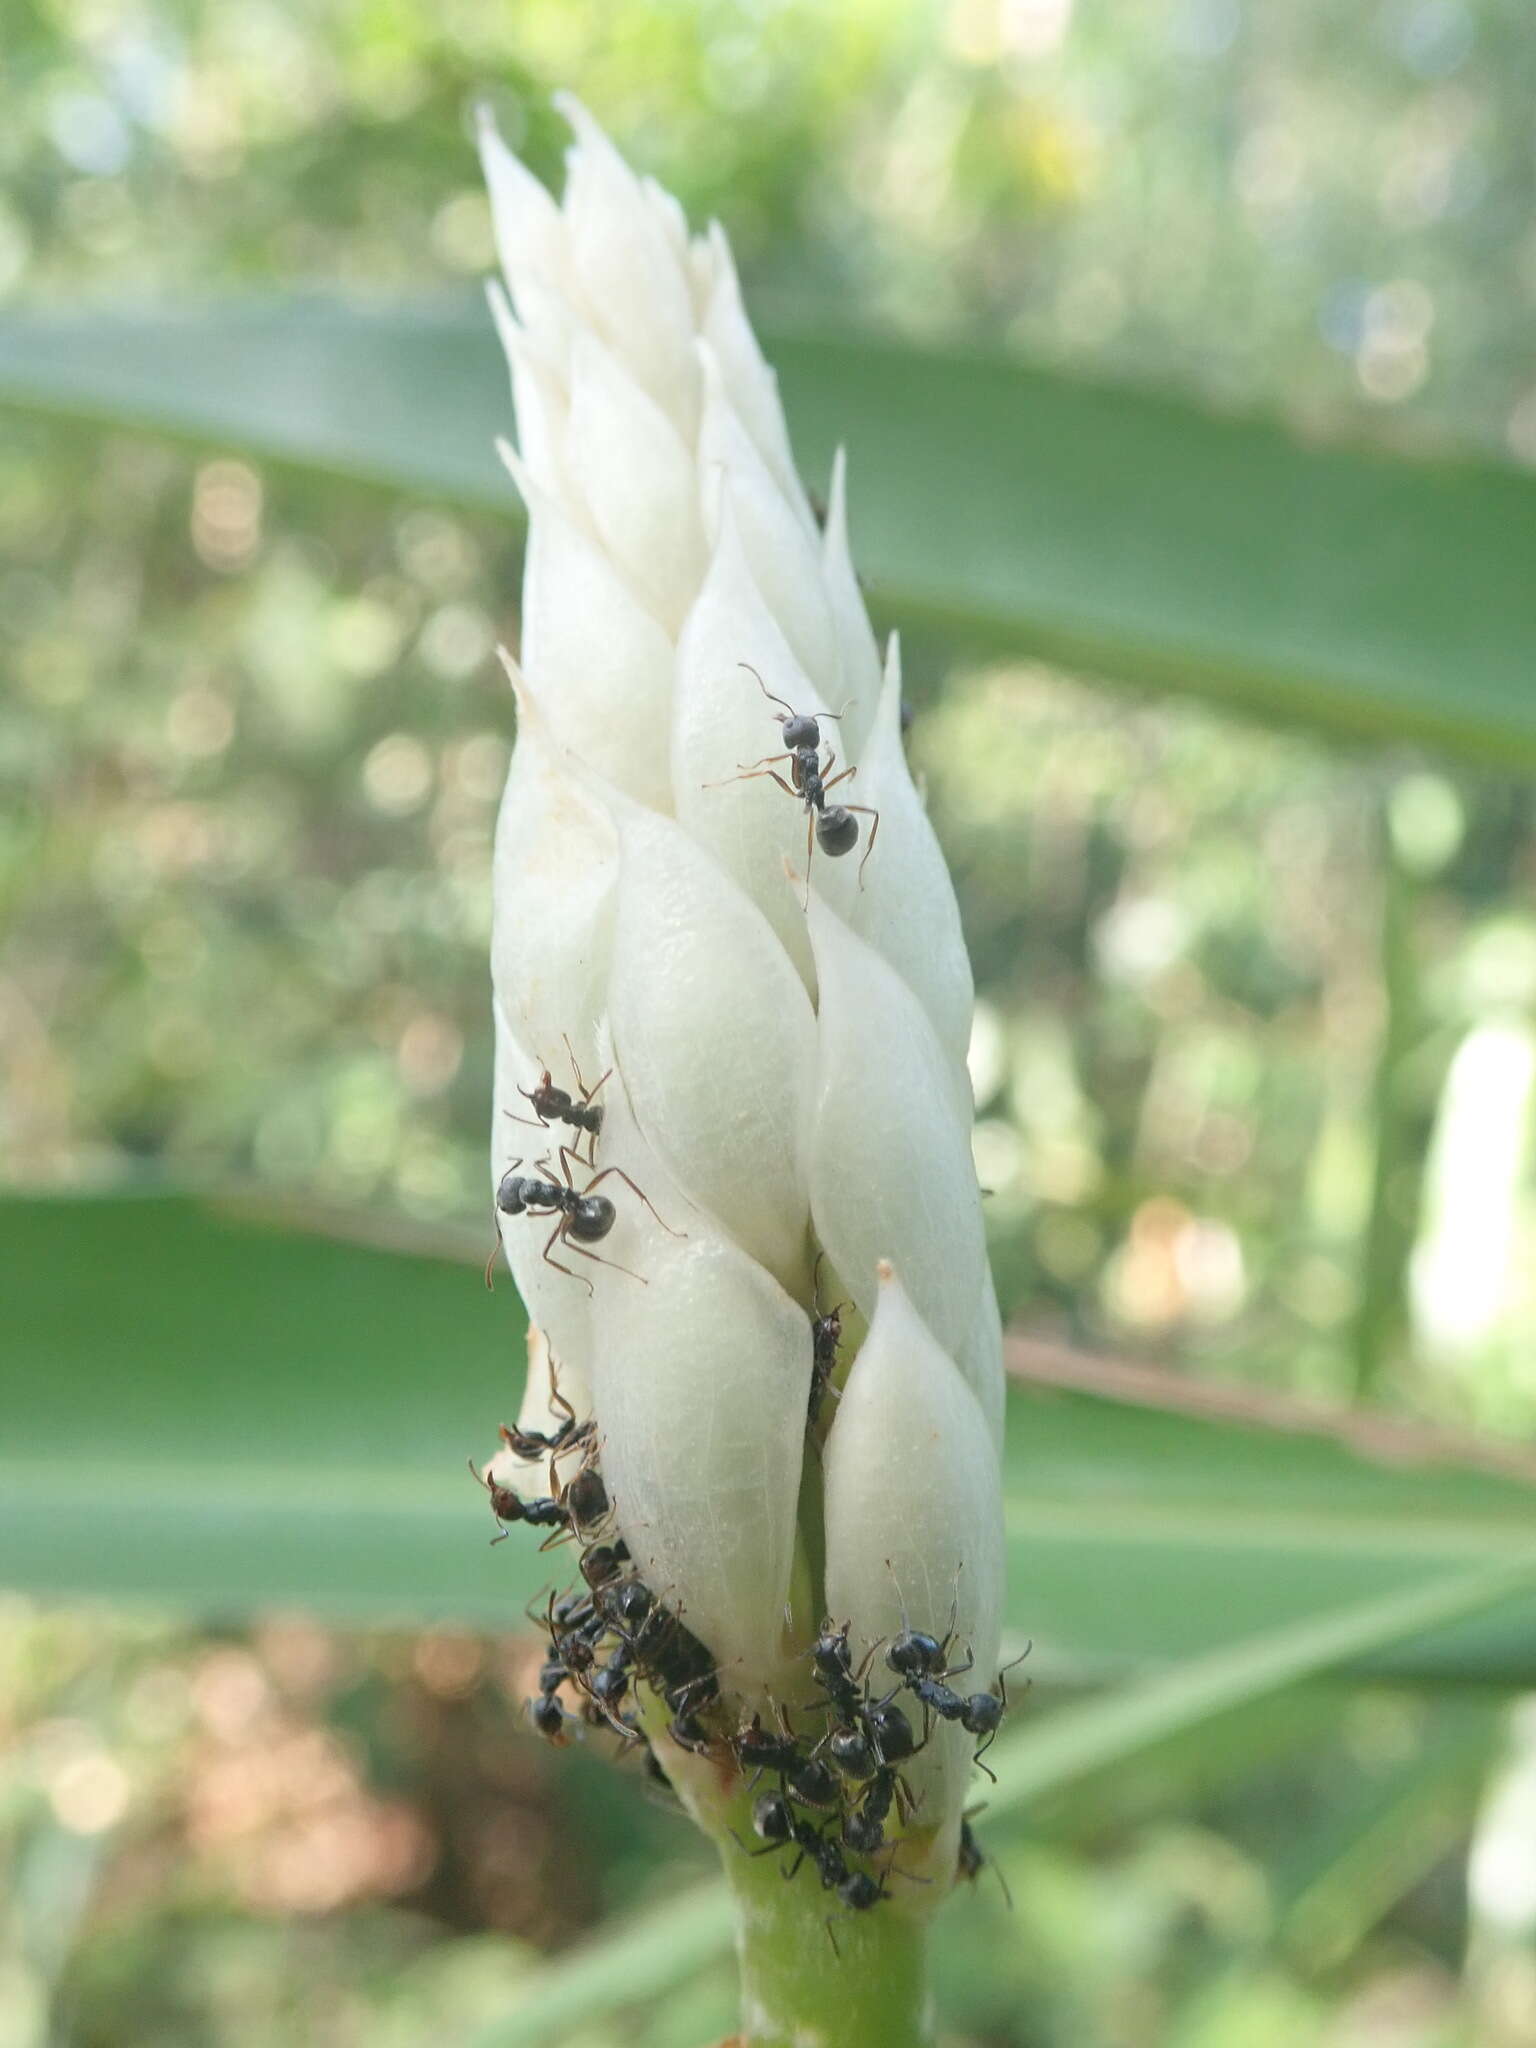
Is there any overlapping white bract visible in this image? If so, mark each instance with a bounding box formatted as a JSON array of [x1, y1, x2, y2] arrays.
[[481, 101, 1006, 1837]]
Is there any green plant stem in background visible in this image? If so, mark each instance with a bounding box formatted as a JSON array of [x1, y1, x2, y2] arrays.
[[721, 1840, 932, 2048]]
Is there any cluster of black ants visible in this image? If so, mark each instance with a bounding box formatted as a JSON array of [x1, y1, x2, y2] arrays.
[[472, 1355, 1020, 1927], [480, 669, 1016, 1924]]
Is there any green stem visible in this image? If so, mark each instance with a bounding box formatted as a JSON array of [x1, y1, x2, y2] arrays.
[[720, 1836, 933, 2048]]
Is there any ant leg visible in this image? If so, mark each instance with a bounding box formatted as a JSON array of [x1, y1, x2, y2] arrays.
[[802, 806, 815, 910], [547, 1365, 578, 1431], [739, 660, 795, 721], [564, 1036, 612, 1113], [733, 749, 795, 774], [553, 1141, 588, 1190], [844, 804, 881, 887], [822, 763, 856, 793], [704, 766, 799, 797], [583, 1165, 687, 1239], [541, 1219, 596, 1297], [561, 1235, 652, 1286]]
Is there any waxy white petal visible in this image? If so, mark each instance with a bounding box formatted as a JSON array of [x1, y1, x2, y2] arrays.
[[506, 446, 677, 811], [556, 94, 700, 436], [702, 222, 804, 512], [672, 506, 824, 988], [589, 1068, 812, 1699], [486, 281, 570, 498], [490, 657, 617, 1077], [819, 448, 882, 760], [804, 892, 986, 1357], [565, 329, 704, 634], [477, 106, 580, 360], [697, 345, 837, 690], [822, 1263, 1004, 1843], [604, 789, 815, 1294], [957, 1267, 1007, 1453], [813, 636, 975, 1076]]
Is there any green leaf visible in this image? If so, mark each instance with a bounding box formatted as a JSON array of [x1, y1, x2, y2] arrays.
[[469, 1562, 1536, 2047], [2, 299, 1535, 763], [6, 1190, 1536, 1692]]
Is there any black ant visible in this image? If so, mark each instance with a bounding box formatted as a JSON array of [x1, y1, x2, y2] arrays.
[[840, 1765, 898, 1854], [469, 1447, 610, 1550], [468, 1458, 568, 1544], [495, 1143, 682, 1293], [710, 664, 880, 904], [958, 1813, 1013, 1908], [497, 1365, 594, 1465], [899, 1651, 1030, 1781], [807, 1252, 846, 1433], [883, 1564, 972, 1685], [506, 1036, 609, 1166]]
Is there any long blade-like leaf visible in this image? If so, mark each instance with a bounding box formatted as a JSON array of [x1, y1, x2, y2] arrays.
[[6, 1191, 1536, 1690], [2, 301, 1534, 762], [470, 1560, 1536, 2046]]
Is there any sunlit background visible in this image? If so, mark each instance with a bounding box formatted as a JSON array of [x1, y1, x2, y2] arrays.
[[5, 2, 1536, 2043]]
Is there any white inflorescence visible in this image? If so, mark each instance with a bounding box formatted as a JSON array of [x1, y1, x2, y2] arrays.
[[479, 95, 1006, 1874]]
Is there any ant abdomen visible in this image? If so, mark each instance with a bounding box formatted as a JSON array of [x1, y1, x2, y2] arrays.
[[816, 806, 859, 857], [567, 1195, 616, 1243]]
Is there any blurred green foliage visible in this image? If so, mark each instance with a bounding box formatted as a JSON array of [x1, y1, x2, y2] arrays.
[[7, 1, 1536, 2043]]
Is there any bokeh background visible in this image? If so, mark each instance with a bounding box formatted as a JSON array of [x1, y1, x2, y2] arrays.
[[5, 2, 1536, 2043]]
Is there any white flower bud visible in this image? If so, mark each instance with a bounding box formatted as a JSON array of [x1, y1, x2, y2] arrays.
[[480, 101, 1007, 1882]]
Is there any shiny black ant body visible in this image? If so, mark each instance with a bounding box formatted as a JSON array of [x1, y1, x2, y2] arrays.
[[808, 1621, 918, 1771], [712, 664, 880, 903], [506, 1037, 610, 1165], [468, 1458, 568, 1544], [807, 1253, 846, 1433], [883, 1563, 972, 1684], [497, 1370, 594, 1466], [495, 1143, 680, 1293], [840, 1765, 898, 1854], [899, 1652, 1029, 1780]]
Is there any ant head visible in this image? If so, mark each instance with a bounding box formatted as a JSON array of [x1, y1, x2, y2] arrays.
[[495, 1167, 527, 1214], [781, 711, 820, 751]]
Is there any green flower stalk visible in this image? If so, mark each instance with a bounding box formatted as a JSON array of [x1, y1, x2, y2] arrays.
[[478, 96, 1006, 2047]]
